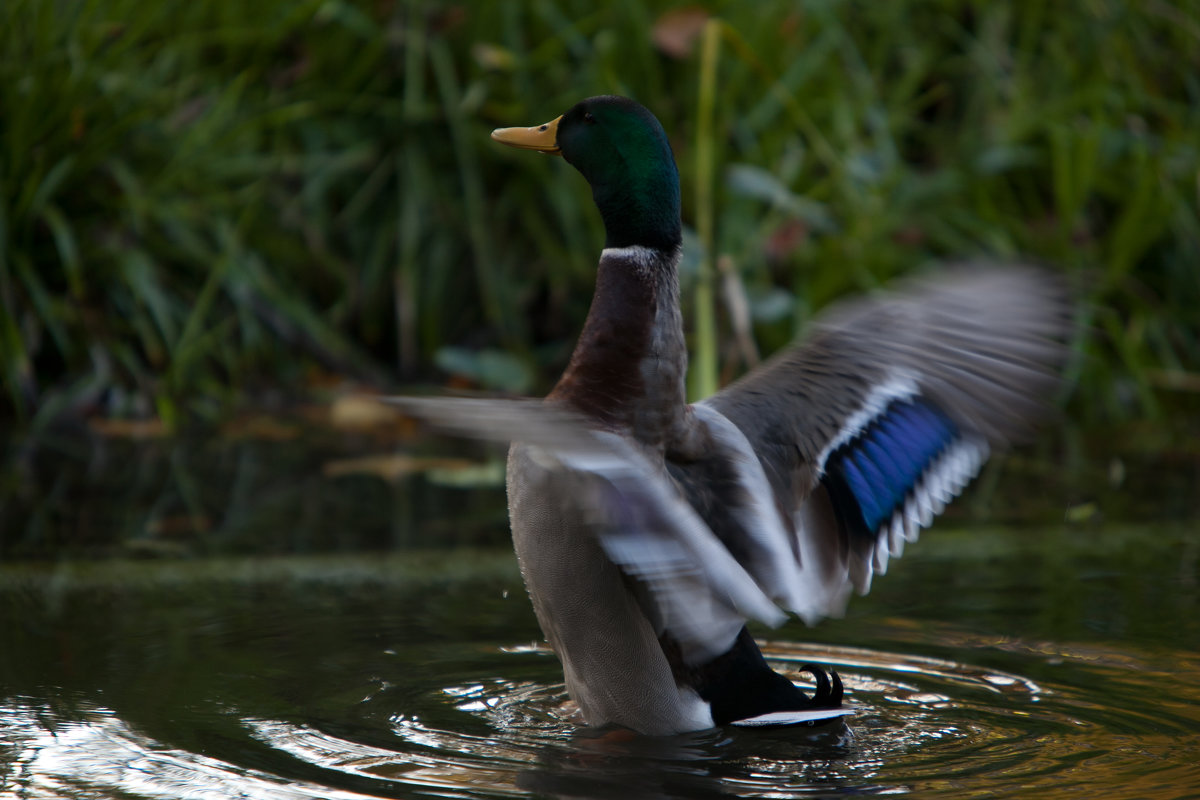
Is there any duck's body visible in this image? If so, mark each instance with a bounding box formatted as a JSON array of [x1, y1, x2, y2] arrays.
[[396, 96, 1070, 735], [509, 443, 717, 733], [507, 243, 842, 733]]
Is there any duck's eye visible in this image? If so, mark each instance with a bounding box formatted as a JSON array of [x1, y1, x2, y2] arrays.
[[583, 111, 596, 124]]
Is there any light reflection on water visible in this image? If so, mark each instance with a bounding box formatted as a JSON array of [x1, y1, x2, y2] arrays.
[[5, 634, 1199, 799], [2, 704, 363, 800]]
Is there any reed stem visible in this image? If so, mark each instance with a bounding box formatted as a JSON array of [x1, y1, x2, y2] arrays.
[[690, 17, 722, 401]]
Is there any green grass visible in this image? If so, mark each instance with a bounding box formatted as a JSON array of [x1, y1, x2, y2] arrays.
[[2, 0, 1197, 427]]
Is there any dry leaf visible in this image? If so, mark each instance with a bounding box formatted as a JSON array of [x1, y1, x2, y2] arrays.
[[472, 42, 515, 71], [323, 454, 479, 482], [652, 7, 710, 59], [220, 415, 299, 441], [330, 393, 404, 430]]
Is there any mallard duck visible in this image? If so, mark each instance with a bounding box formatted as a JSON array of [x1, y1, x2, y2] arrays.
[[394, 96, 1070, 735]]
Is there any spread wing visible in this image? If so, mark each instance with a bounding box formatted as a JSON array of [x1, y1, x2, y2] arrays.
[[702, 264, 1073, 618], [387, 396, 790, 664], [390, 264, 1072, 663]]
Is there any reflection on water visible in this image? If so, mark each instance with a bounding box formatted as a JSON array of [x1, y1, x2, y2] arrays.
[[5, 633, 1200, 799], [2, 431, 1199, 798], [2, 704, 369, 800]]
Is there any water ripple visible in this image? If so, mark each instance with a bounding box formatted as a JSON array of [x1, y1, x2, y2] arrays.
[[0, 703, 363, 800], [244, 638, 1200, 799], [5, 636, 1199, 799]]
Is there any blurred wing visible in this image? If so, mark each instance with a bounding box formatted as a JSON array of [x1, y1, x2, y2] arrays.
[[387, 396, 785, 663], [703, 265, 1072, 620]]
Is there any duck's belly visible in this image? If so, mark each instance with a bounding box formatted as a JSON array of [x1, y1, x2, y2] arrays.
[[505, 444, 713, 735]]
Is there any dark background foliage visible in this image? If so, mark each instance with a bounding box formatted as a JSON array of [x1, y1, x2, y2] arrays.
[[2, 0, 1197, 428]]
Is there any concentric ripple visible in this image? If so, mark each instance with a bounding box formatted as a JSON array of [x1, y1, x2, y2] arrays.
[[5, 636, 1199, 799], [253, 637, 1200, 799]]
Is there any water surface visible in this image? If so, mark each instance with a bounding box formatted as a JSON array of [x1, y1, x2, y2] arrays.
[[2, 428, 1197, 798]]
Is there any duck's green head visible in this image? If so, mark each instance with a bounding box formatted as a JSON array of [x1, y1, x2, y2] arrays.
[[492, 96, 682, 252]]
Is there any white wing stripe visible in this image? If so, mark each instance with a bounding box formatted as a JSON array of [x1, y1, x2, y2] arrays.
[[815, 371, 921, 473]]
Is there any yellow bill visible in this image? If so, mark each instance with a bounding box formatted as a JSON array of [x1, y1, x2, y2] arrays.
[[491, 115, 562, 154]]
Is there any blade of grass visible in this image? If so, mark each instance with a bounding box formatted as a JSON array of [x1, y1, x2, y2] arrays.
[[689, 17, 720, 401]]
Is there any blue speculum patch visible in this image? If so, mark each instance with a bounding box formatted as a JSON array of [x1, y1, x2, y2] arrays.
[[823, 397, 958, 536]]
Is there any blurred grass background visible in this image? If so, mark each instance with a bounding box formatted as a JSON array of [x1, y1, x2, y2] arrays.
[[1, 0, 1197, 430]]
